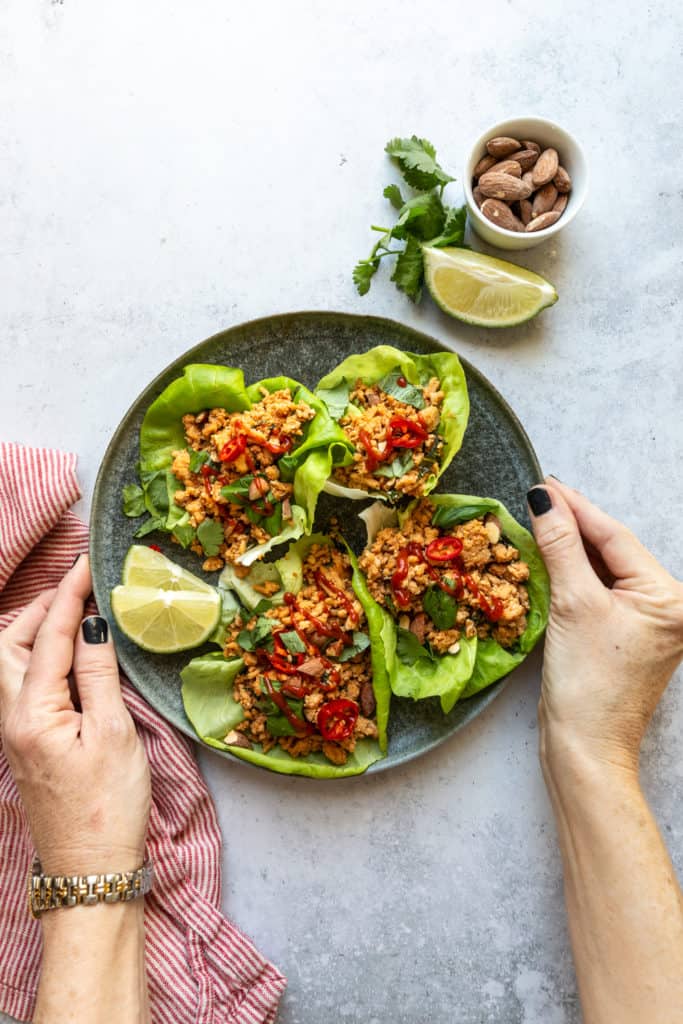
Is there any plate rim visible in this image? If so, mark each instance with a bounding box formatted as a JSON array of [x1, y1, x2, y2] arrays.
[[90, 310, 543, 778]]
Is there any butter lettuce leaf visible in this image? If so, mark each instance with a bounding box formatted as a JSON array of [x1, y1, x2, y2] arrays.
[[315, 345, 469, 501]]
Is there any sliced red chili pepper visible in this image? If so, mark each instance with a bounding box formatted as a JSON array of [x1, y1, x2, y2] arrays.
[[388, 415, 428, 448], [464, 575, 504, 622], [425, 536, 464, 562], [390, 543, 424, 609], [314, 571, 360, 626], [265, 434, 292, 455], [358, 429, 391, 472], [219, 435, 247, 463], [397, 376, 407, 387], [201, 463, 219, 496], [317, 698, 359, 742]]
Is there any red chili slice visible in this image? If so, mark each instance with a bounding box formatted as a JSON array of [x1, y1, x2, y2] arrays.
[[317, 698, 359, 742], [148, 544, 162, 552], [425, 536, 464, 562], [200, 463, 220, 496], [388, 416, 428, 448], [358, 429, 391, 472], [219, 435, 247, 463]]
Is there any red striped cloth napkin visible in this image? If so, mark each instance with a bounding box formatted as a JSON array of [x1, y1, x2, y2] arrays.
[[0, 442, 286, 1023]]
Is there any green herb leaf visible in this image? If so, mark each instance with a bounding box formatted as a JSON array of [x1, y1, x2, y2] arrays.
[[262, 501, 283, 537], [396, 626, 435, 665], [266, 698, 305, 736], [338, 631, 371, 662], [423, 585, 457, 630], [385, 136, 455, 192], [237, 615, 274, 651], [391, 235, 424, 302], [428, 204, 468, 248], [172, 521, 196, 548], [353, 257, 380, 296], [196, 518, 224, 557], [383, 184, 405, 210], [187, 448, 211, 473], [220, 476, 253, 502], [376, 368, 425, 409], [374, 452, 414, 479], [145, 471, 170, 514], [317, 380, 351, 420], [122, 484, 146, 518], [432, 503, 493, 529], [134, 516, 163, 539], [279, 630, 307, 655], [252, 598, 274, 614], [395, 192, 447, 242]]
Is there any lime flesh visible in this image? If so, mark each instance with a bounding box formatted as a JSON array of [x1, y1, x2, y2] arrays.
[[423, 246, 558, 328], [122, 545, 213, 594], [111, 585, 220, 653]]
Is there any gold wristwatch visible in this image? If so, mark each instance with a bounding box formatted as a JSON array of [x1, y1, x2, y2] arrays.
[[28, 857, 153, 918]]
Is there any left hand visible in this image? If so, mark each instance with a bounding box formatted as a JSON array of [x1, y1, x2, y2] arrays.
[[0, 555, 151, 875]]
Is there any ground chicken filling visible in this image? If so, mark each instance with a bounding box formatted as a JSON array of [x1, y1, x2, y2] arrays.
[[332, 376, 445, 497], [358, 500, 531, 653], [171, 388, 315, 571], [224, 543, 378, 766]]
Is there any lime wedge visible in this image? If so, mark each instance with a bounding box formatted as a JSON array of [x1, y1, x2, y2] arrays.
[[111, 585, 221, 653], [423, 246, 558, 327], [122, 545, 213, 595]]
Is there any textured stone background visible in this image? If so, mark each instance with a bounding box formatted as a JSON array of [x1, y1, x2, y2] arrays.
[[1, 1, 682, 1021]]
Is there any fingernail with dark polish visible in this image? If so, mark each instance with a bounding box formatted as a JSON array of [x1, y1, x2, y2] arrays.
[[82, 616, 108, 644], [527, 487, 553, 516]]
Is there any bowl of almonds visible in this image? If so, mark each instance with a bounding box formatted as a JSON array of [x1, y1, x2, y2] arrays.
[[464, 116, 587, 250]]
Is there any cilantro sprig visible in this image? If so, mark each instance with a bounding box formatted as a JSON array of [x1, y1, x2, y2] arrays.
[[353, 135, 467, 302]]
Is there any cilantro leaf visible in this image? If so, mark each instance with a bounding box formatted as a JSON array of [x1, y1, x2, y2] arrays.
[[317, 380, 351, 420], [395, 192, 446, 242], [196, 518, 224, 557], [338, 631, 371, 662], [187, 447, 211, 473], [428, 204, 468, 248], [122, 484, 145, 518], [396, 626, 435, 665], [383, 184, 405, 210], [134, 516, 163, 539], [391, 235, 424, 302], [279, 630, 307, 655], [145, 471, 170, 514], [423, 585, 457, 630], [377, 368, 425, 409], [237, 615, 274, 651], [172, 521, 196, 548], [385, 136, 455, 192], [432, 503, 493, 529], [353, 257, 380, 296]]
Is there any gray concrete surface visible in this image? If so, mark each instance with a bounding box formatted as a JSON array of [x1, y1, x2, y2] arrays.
[[2, 1, 682, 1021]]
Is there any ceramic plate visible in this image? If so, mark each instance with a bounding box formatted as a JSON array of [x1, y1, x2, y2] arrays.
[[90, 312, 542, 775]]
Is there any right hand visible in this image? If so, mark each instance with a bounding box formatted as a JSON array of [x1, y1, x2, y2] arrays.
[[528, 479, 683, 773], [0, 556, 151, 875]]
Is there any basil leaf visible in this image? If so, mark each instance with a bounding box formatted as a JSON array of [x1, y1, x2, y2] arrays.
[[374, 453, 414, 479], [262, 501, 283, 537], [187, 448, 211, 473], [377, 368, 426, 409], [431, 503, 494, 529], [279, 630, 306, 654], [317, 380, 351, 420], [338, 631, 371, 662], [396, 627, 435, 665], [266, 698, 305, 736], [423, 585, 457, 630], [134, 516, 163, 539], [122, 484, 145, 518], [220, 476, 253, 502], [196, 518, 224, 557]]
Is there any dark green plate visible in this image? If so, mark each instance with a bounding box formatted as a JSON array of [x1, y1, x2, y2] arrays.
[[90, 311, 542, 775]]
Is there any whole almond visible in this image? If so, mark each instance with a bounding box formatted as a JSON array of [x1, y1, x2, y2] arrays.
[[480, 199, 524, 232], [522, 170, 535, 190], [525, 210, 561, 232], [553, 165, 572, 193], [519, 199, 533, 225], [473, 154, 497, 180], [486, 136, 521, 158], [521, 140, 541, 156], [473, 185, 484, 208], [532, 183, 558, 218], [511, 149, 540, 172], [479, 171, 532, 201], [491, 158, 522, 178], [553, 192, 569, 215], [532, 148, 559, 187]]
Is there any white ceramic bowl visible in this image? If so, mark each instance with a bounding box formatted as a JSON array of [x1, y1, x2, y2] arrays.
[[464, 116, 587, 251]]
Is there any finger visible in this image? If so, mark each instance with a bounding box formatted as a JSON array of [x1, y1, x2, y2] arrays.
[[22, 555, 92, 709], [72, 614, 127, 722], [0, 590, 57, 717], [547, 479, 661, 583], [527, 483, 597, 597]]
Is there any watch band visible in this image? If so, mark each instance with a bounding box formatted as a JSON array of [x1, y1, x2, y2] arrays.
[[28, 857, 153, 918]]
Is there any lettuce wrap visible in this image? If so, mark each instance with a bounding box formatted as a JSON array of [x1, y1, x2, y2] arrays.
[[315, 345, 469, 502], [356, 495, 549, 714], [127, 363, 351, 566], [180, 533, 391, 778]]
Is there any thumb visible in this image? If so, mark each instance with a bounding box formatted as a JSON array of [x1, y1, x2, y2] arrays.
[[527, 483, 597, 604], [72, 615, 128, 724]]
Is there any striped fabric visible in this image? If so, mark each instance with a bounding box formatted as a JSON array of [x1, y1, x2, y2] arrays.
[[0, 442, 286, 1023]]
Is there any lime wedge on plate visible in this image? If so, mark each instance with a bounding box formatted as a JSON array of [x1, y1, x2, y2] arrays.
[[111, 585, 221, 653], [122, 545, 213, 594], [423, 246, 557, 327]]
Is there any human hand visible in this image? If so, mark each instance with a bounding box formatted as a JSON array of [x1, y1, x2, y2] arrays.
[[528, 479, 683, 774], [0, 555, 151, 874]]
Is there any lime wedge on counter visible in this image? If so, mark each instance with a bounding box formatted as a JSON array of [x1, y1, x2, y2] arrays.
[[111, 585, 221, 653], [423, 246, 558, 327], [122, 545, 213, 594]]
